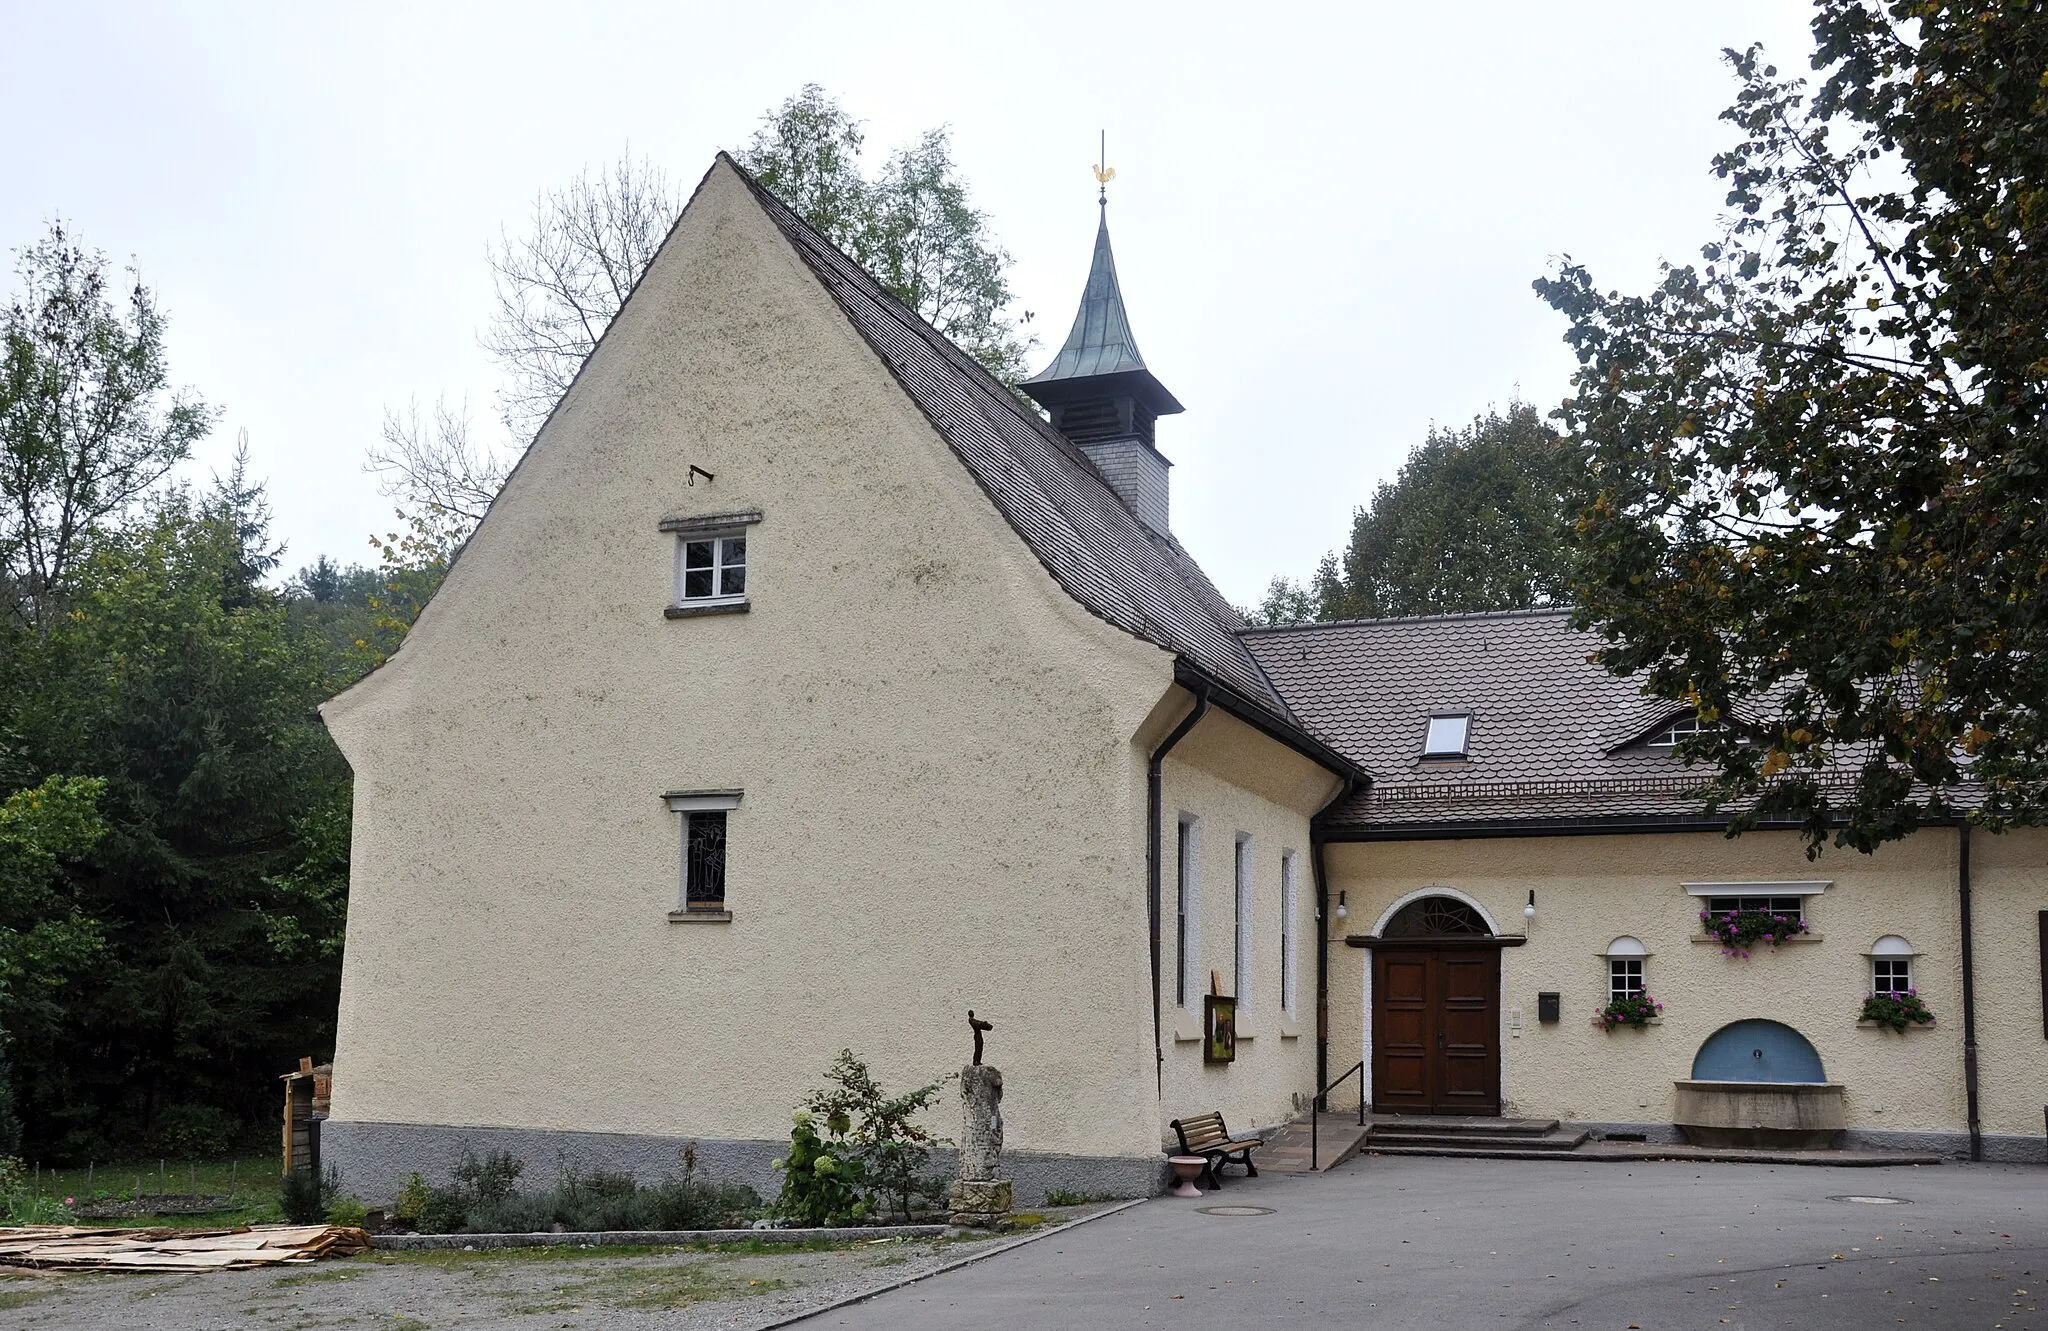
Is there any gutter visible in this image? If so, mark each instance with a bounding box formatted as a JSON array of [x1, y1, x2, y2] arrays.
[[1170, 661, 1370, 787], [1960, 822, 1982, 1162], [1310, 774, 1358, 1110], [1147, 683, 1209, 1099]]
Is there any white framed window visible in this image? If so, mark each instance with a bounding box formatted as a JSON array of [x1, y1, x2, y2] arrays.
[[1605, 936, 1647, 1002], [1702, 893, 1808, 921], [1646, 714, 1715, 748], [1175, 815, 1200, 1008], [661, 509, 760, 616], [678, 532, 747, 603], [1869, 935, 1915, 995], [1684, 880, 1828, 927], [1421, 712, 1471, 759], [665, 790, 741, 918], [1233, 834, 1253, 1007], [1280, 849, 1300, 1019]]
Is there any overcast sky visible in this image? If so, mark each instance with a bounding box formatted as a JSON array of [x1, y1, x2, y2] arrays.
[[3, 1, 1817, 607]]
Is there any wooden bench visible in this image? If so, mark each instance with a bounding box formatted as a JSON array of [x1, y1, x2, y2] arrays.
[[1170, 1111, 1263, 1189]]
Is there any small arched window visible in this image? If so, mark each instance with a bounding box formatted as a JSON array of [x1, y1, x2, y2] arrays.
[[1869, 935, 1915, 995], [1605, 936, 1647, 1002]]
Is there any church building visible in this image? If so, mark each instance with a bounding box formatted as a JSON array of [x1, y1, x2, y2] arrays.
[[318, 155, 2048, 1203]]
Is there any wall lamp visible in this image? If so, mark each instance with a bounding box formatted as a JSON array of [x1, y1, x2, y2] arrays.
[[1524, 890, 1537, 926], [1334, 890, 1349, 921]]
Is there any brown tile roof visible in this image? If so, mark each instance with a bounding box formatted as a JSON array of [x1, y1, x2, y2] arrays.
[[1240, 609, 1737, 829], [733, 157, 1314, 739]]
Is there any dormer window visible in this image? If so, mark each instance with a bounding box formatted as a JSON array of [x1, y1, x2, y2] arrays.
[[1646, 715, 1714, 748], [1421, 713, 1470, 759]]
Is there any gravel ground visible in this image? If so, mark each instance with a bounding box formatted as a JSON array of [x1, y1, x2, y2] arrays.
[[0, 1211, 1125, 1331]]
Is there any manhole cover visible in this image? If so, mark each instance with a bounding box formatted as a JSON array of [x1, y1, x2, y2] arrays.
[[1196, 1205, 1275, 1217], [1830, 1194, 1910, 1205]]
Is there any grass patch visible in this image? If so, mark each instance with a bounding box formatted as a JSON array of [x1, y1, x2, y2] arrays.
[[0, 1287, 52, 1311], [27, 1155, 283, 1227], [371, 1233, 938, 1268]]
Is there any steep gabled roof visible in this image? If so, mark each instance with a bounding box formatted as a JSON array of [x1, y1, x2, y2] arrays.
[[731, 157, 1314, 743]]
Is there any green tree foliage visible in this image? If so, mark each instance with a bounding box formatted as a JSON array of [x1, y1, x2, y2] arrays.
[[0, 475, 347, 1158], [1534, 3, 2048, 851], [0, 223, 215, 632], [1246, 403, 1581, 625], [0, 776, 107, 1028], [740, 89, 1032, 384]]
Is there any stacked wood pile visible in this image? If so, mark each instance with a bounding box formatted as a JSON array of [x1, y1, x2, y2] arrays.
[[0, 1224, 370, 1271]]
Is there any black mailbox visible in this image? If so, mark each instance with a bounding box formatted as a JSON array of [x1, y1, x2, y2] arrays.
[[1537, 991, 1561, 1024]]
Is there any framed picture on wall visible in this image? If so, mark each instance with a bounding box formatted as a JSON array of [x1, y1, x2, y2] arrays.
[[1204, 994, 1237, 1064]]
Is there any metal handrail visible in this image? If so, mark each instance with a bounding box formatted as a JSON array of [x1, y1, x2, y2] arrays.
[[1308, 1060, 1365, 1171]]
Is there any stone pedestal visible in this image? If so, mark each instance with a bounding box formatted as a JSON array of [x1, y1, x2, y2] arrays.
[[948, 1064, 1012, 1227]]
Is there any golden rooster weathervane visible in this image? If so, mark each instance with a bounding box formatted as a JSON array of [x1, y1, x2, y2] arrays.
[[1093, 131, 1115, 205]]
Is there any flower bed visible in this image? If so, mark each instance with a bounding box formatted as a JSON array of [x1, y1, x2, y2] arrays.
[[1701, 908, 1808, 956], [1860, 989, 1936, 1033]]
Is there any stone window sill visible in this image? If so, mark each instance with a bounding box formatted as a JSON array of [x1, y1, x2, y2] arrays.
[[668, 908, 733, 923], [1171, 1010, 1203, 1043], [1278, 1018, 1301, 1041], [1599, 1017, 1664, 1028], [666, 600, 749, 619], [1691, 933, 1823, 946], [1856, 1019, 1934, 1031]]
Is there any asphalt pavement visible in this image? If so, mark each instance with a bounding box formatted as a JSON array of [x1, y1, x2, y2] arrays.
[[802, 1154, 2045, 1330]]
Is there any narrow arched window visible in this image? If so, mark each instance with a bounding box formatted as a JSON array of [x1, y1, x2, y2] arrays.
[[1869, 935, 1914, 995], [1605, 936, 1647, 1002]]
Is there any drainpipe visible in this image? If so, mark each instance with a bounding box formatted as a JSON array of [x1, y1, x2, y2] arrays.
[[1148, 684, 1209, 1098], [1310, 775, 1357, 1111], [1960, 821, 1982, 1162]]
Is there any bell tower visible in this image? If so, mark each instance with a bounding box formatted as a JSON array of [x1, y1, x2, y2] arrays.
[[1021, 152, 1183, 534]]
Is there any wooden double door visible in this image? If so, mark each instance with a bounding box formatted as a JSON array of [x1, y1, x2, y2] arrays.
[[1372, 947, 1501, 1115]]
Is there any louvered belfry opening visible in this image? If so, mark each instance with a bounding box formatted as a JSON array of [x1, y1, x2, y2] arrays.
[[1022, 203, 1183, 535], [1050, 395, 1157, 448]]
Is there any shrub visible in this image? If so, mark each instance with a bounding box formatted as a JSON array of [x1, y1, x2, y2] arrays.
[[325, 1195, 369, 1227], [154, 1104, 238, 1160], [414, 1147, 760, 1235], [393, 1171, 430, 1223], [0, 1157, 75, 1225], [774, 1109, 867, 1227], [791, 1050, 952, 1221], [1861, 989, 1936, 1034], [280, 1166, 339, 1224]]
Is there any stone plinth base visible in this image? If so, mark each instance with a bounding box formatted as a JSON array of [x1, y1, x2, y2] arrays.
[[948, 1177, 1012, 1228]]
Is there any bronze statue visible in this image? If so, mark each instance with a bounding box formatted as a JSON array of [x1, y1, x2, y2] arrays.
[[968, 1009, 994, 1065]]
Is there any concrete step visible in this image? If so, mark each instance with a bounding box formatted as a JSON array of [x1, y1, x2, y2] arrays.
[[1365, 1143, 1595, 1161], [1369, 1129, 1588, 1152], [1370, 1117, 1562, 1138]]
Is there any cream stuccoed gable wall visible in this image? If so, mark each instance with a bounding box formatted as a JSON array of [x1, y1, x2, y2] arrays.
[[1326, 826, 2046, 1154], [320, 160, 1199, 1187], [1156, 708, 1341, 1140]]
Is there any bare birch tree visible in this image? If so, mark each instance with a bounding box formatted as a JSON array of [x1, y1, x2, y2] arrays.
[[483, 152, 682, 439], [363, 396, 508, 526]]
